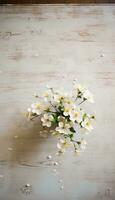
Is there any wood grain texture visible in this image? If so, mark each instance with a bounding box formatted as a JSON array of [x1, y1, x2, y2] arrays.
[[0, 0, 115, 3], [0, 4, 115, 200]]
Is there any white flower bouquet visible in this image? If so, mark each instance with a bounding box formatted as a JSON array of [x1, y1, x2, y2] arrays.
[[27, 80, 95, 154]]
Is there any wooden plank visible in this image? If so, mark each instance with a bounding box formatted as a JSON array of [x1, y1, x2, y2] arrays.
[[0, 0, 115, 3]]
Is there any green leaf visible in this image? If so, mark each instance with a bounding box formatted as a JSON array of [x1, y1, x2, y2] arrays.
[[52, 114, 58, 124], [83, 113, 87, 120], [69, 133, 74, 139], [77, 141, 81, 145], [70, 127, 76, 133]]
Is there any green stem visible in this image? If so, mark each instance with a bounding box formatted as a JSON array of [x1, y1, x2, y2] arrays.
[[71, 139, 78, 144], [30, 115, 39, 120], [78, 99, 86, 105], [49, 101, 59, 112]]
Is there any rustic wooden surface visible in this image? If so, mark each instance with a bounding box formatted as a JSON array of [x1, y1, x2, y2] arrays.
[[0, 4, 115, 200], [0, 0, 115, 4], [1, 1, 115, 4]]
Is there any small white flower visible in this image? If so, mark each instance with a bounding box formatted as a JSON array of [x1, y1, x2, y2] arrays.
[[43, 90, 52, 102], [73, 84, 85, 97], [41, 114, 54, 127], [83, 90, 94, 103], [56, 126, 67, 134], [56, 127, 66, 134], [43, 104, 51, 112], [63, 96, 73, 105], [54, 93, 67, 104], [81, 118, 93, 132], [56, 120, 71, 135], [63, 104, 72, 116], [70, 107, 82, 123], [58, 122, 64, 128], [31, 102, 43, 115]]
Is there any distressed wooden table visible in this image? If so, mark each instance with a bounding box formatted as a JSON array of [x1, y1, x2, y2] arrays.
[[0, 4, 115, 200]]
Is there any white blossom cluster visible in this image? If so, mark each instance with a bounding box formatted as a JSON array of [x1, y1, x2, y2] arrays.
[[27, 81, 95, 154]]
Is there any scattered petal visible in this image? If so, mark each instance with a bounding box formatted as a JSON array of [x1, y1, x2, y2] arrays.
[[46, 155, 52, 160], [100, 53, 105, 57], [20, 183, 32, 195], [53, 161, 58, 166], [0, 175, 4, 179], [14, 135, 18, 139], [8, 147, 13, 151], [60, 185, 64, 190]]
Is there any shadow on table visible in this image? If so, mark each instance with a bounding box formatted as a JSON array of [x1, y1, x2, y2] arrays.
[[9, 115, 52, 166]]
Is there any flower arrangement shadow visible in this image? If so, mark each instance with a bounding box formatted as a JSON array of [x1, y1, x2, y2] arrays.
[[10, 115, 53, 167]]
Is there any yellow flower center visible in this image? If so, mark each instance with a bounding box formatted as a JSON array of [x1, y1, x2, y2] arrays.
[[60, 96, 64, 100], [86, 121, 90, 126], [35, 104, 41, 109], [64, 108, 69, 112], [65, 100, 71, 104], [44, 92, 49, 97], [45, 106, 50, 112], [74, 112, 78, 117]]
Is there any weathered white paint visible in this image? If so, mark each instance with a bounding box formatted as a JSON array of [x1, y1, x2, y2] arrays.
[[0, 4, 115, 200]]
